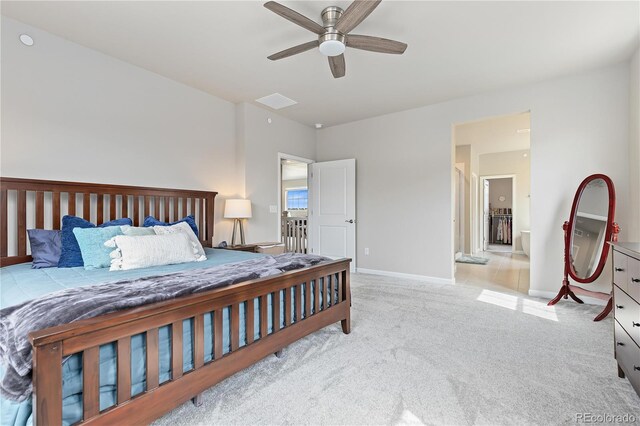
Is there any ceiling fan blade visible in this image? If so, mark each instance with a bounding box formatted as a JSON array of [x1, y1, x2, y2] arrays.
[[264, 1, 325, 35], [347, 35, 407, 54], [268, 41, 319, 60], [335, 0, 382, 34], [328, 54, 346, 78]]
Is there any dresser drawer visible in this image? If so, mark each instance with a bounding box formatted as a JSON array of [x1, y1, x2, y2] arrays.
[[614, 320, 640, 395], [628, 255, 640, 303], [613, 251, 629, 292], [614, 286, 640, 346]]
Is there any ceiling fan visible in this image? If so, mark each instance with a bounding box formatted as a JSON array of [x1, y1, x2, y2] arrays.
[[264, 0, 407, 78]]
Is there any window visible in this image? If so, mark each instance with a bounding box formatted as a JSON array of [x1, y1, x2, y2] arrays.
[[286, 189, 308, 210]]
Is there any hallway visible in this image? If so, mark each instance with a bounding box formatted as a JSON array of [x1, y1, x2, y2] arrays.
[[455, 252, 530, 294]]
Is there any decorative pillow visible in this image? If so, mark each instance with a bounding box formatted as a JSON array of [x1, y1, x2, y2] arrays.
[[143, 215, 198, 237], [27, 229, 62, 268], [152, 221, 206, 261], [120, 225, 156, 236], [58, 216, 132, 268], [73, 226, 124, 269], [106, 233, 203, 271]]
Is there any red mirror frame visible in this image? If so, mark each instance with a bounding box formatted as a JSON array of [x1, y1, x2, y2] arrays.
[[548, 174, 619, 321], [566, 174, 616, 283]]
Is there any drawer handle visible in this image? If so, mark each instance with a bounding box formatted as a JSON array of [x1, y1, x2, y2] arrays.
[[615, 267, 625, 272], [617, 342, 625, 346], [634, 322, 640, 327], [632, 278, 640, 283], [635, 366, 640, 372], [616, 305, 624, 309]]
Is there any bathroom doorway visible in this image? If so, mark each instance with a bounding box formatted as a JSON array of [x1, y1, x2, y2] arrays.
[[481, 175, 515, 253]]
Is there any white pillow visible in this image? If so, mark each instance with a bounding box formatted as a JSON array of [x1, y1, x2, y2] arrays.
[[153, 221, 206, 261], [106, 233, 204, 271]]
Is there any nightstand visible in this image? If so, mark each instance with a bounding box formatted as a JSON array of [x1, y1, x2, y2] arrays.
[[221, 244, 258, 253]]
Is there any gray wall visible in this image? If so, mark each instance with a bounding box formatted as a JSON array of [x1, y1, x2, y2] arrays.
[[317, 64, 630, 294]]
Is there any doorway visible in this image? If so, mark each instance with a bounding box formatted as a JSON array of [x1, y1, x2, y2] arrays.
[[278, 154, 313, 253], [481, 175, 515, 253]]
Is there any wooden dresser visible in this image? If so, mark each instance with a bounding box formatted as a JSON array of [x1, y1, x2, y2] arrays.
[[611, 242, 640, 396]]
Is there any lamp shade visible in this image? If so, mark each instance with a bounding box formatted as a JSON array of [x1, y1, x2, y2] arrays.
[[224, 199, 252, 219]]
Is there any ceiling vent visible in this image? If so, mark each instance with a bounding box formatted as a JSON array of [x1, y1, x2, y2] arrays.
[[255, 93, 297, 110]]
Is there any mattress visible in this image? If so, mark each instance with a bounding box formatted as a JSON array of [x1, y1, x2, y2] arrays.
[[1, 248, 334, 426]]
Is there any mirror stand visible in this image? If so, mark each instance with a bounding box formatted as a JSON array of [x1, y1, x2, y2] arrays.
[[548, 221, 620, 321]]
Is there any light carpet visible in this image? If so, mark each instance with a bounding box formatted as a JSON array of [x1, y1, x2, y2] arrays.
[[154, 273, 640, 425]]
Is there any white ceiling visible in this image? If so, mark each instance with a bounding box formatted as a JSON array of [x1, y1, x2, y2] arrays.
[[455, 112, 530, 155], [2, 1, 638, 127]]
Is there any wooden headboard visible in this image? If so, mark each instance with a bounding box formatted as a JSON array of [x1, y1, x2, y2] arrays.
[[0, 177, 217, 266]]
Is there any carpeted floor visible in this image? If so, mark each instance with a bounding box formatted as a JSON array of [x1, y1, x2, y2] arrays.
[[154, 273, 640, 425]]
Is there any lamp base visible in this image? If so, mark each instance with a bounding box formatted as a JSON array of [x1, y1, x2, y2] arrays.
[[231, 218, 246, 246]]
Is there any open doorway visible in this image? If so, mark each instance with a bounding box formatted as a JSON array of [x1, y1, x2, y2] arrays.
[[278, 154, 312, 253], [452, 112, 531, 294]]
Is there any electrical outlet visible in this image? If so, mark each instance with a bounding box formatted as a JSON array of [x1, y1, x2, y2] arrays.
[[364, 247, 370, 256], [269, 205, 278, 213]]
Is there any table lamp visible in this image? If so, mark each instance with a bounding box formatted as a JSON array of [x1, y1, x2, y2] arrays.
[[224, 199, 252, 246]]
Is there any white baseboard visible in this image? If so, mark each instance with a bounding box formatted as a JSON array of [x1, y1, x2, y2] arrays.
[[356, 268, 454, 285], [528, 289, 607, 306]]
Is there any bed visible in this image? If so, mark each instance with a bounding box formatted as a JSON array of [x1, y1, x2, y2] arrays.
[[0, 177, 351, 425]]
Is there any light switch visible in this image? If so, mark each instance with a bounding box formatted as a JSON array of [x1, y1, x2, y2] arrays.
[[269, 205, 278, 213]]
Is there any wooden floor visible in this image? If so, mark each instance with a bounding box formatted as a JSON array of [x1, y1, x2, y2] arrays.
[[455, 251, 530, 294]]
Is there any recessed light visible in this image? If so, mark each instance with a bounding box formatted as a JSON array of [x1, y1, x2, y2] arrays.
[[517, 128, 530, 134], [19, 34, 34, 47], [523, 153, 528, 158], [315, 123, 323, 129]]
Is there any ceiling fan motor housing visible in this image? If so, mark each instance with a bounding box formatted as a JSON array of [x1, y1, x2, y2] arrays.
[[319, 6, 346, 56]]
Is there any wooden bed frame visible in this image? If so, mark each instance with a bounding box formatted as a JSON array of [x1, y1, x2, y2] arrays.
[[0, 177, 351, 425]]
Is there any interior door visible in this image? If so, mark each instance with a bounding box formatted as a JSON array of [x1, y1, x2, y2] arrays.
[[483, 179, 490, 251], [309, 159, 356, 271]]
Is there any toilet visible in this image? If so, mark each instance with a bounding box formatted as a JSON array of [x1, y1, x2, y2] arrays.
[[521, 230, 530, 257]]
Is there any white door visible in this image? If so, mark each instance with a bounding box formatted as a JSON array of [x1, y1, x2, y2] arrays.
[[309, 159, 356, 271], [483, 179, 490, 251]]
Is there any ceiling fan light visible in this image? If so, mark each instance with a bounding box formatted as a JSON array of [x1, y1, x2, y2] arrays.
[[319, 40, 345, 57]]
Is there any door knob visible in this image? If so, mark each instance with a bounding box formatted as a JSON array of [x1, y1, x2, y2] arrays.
[[633, 322, 640, 327], [615, 267, 625, 272], [345, 219, 354, 224], [617, 342, 625, 346], [616, 305, 624, 309], [632, 278, 640, 283]]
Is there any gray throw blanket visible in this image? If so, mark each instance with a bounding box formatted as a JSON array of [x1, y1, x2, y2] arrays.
[[0, 253, 328, 401]]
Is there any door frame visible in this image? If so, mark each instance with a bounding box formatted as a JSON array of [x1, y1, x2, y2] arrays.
[[277, 153, 314, 243], [471, 173, 478, 255], [480, 174, 517, 253]]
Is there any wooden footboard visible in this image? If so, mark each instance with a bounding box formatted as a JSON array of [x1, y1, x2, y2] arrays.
[[29, 259, 351, 425]]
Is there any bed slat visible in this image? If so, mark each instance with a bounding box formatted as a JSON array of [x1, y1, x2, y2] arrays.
[[259, 296, 268, 339], [181, 198, 187, 218], [327, 275, 332, 306], [246, 299, 255, 345], [194, 315, 204, 368], [164, 197, 170, 222], [68, 192, 76, 216], [109, 194, 116, 220], [146, 328, 159, 390], [285, 288, 292, 326], [82, 346, 100, 419], [273, 292, 281, 332], [304, 282, 311, 319], [144, 196, 150, 221], [198, 199, 203, 242], [230, 304, 239, 351], [36, 191, 44, 229], [154, 197, 160, 220], [337, 273, 343, 304], [295, 284, 302, 322], [206, 195, 214, 246], [97, 194, 104, 224], [191, 198, 196, 219], [134, 196, 140, 226], [213, 309, 223, 359], [17, 190, 26, 256], [122, 195, 128, 219], [83, 194, 90, 220], [52, 192, 61, 230], [314, 279, 320, 314], [1, 189, 7, 257], [171, 321, 183, 380], [117, 337, 131, 404]]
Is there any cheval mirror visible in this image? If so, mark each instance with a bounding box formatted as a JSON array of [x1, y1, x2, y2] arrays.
[[548, 174, 619, 321]]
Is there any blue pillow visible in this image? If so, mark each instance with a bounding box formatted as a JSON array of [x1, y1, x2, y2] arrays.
[[27, 229, 62, 268], [58, 216, 132, 268], [73, 226, 124, 269], [143, 215, 199, 237]]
